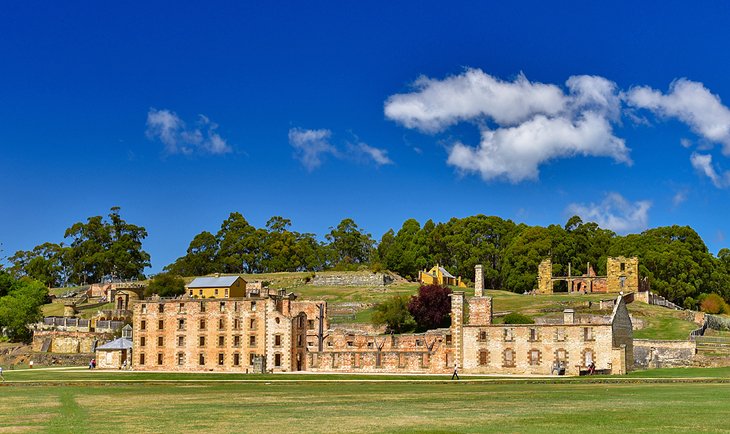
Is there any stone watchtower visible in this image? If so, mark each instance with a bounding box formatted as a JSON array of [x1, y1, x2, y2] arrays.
[[474, 264, 484, 296]]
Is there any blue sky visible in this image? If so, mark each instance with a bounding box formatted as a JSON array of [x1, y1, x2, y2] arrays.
[[3, 1, 730, 273]]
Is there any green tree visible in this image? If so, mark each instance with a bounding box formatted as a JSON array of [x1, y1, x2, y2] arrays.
[[0, 273, 48, 342], [63, 207, 150, 284], [8, 242, 68, 287], [372, 295, 416, 333], [217, 212, 265, 273], [146, 273, 186, 297], [326, 218, 374, 266], [165, 231, 220, 276]]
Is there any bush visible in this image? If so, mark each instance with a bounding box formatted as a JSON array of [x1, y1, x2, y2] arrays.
[[372, 295, 416, 334], [699, 293, 729, 314], [146, 273, 185, 298], [502, 312, 535, 324]]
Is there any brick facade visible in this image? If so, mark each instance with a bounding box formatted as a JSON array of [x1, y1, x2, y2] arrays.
[[128, 290, 632, 375], [132, 294, 324, 373]]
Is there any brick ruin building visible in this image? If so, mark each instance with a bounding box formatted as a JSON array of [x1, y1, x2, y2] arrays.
[[132, 288, 326, 372], [131, 265, 633, 375], [537, 256, 643, 294]]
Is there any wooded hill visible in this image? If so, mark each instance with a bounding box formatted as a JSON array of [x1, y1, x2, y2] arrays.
[[7, 209, 730, 310]]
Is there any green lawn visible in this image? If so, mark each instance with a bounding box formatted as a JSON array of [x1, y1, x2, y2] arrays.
[[1, 369, 729, 433]]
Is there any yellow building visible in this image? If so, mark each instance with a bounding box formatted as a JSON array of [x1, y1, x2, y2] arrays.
[[418, 264, 467, 288], [186, 275, 247, 298]]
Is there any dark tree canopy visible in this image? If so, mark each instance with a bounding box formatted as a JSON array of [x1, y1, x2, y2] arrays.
[[408, 284, 452, 332]]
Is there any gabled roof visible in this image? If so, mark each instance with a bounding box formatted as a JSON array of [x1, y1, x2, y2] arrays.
[[96, 337, 133, 351], [186, 276, 243, 288], [438, 267, 455, 279]]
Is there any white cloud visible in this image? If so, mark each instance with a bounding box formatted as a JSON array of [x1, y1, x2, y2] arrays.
[[447, 112, 629, 182], [146, 109, 232, 155], [626, 79, 730, 155], [384, 69, 567, 132], [288, 128, 337, 171], [385, 69, 630, 182], [566, 193, 651, 234], [690, 152, 730, 188], [350, 142, 394, 166]]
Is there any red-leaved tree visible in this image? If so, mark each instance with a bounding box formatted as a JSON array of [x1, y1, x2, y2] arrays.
[[408, 284, 452, 332]]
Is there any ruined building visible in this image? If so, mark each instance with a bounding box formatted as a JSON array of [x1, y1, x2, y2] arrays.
[[537, 256, 641, 294], [132, 288, 326, 372], [130, 265, 632, 375]]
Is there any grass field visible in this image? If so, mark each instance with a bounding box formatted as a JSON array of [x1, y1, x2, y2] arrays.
[[1, 368, 730, 433]]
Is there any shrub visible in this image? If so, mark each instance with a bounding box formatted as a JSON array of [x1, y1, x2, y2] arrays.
[[372, 295, 416, 334], [502, 312, 535, 324], [145, 273, 185, 298], [699, 293, 729, 314]]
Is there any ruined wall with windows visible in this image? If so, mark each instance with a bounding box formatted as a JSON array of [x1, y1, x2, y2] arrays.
[[132, 293, 324, 373], [306, 328, 454, 374], [537, 256, 639, 294], [132, 298, 268, 372]]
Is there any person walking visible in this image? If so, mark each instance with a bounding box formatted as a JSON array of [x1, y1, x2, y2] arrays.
[[451, 364, 460, 380], [0, 366, 4, 382]]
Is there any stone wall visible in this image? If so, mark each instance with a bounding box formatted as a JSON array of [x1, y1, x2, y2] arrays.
[[633, 339, 696, 368], [610, 296, 633, 372], [461, 323, 615, 375], [306, 328, 453, 374], [537, 259, 552, 294], [311, 272, 394, 287], [31, 330, 111, 354], [606, 256, 639, 293], [467, 296, 492, 326]]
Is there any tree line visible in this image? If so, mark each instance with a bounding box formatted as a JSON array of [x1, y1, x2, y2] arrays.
[[7, 207, 150, 287], [6, 208, 730, 309]]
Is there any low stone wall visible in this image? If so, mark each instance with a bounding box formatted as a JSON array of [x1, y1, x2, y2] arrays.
[[32, 330, 112, 354], [311, 272, 394, 287], [633, 339, 696, 369]]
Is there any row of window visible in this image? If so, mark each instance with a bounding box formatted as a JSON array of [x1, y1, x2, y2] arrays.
[[138, 352, 284, 368], [141, 300, 258, 314], [477, 327, 595, 343], [139, 317, 258, 331], [478, 348, 594, 367], [138, 334, 259, 348]]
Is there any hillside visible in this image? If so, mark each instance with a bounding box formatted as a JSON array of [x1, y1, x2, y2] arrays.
[[42, 271, 701, 341]]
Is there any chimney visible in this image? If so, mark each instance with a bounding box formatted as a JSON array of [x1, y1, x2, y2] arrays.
[[474, 264, 484, 297], [563, 309, 575, 325]]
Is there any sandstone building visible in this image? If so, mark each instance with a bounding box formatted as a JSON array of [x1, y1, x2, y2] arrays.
[[130, 265, 632, 375], [537, 256, 641, 294], [132, 289, 326, 372], [306, 291, 632, 375]]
